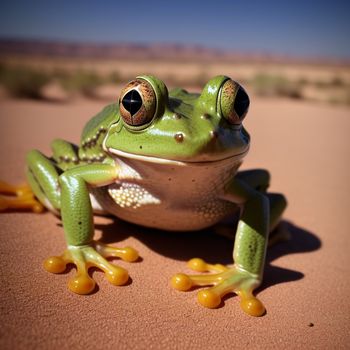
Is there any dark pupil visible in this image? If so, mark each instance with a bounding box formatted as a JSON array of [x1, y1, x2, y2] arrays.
[[234, 87, 250, 118], [122, 89, 142, 115]]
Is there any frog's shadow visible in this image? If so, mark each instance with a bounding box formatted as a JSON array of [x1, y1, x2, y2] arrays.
[[96, 219, 321, 291]]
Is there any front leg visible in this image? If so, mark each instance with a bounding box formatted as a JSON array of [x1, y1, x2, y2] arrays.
[[44, 164, 138, 294], [172, 178, 283, 317]]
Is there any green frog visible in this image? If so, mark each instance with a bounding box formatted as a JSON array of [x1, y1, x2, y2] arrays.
[[0, 75, 286, 317]]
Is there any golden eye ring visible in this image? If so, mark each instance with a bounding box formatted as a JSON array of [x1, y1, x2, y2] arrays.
[[220, 79, 250, 125], [119, 79, 156, 126]]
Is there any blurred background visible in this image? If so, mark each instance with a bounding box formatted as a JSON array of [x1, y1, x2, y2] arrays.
[[0, 0, 349, 103], [1, 3, 350, 349]]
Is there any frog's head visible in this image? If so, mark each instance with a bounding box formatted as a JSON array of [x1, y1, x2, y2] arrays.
[[104, 75, 250, 164]]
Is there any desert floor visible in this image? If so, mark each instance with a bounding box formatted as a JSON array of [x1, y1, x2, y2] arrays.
[[0, 93, 349, 349]]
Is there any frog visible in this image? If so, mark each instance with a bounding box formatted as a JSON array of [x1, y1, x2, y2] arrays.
[[0, 75, 287, 317]]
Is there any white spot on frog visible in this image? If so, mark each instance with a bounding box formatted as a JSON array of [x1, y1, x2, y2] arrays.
[[108, 183, 160, 209]]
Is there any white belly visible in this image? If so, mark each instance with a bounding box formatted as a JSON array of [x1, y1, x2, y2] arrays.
[[92, 155, 241, 231]]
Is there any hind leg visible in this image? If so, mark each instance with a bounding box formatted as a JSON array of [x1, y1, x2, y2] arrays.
[[237, 169, 287, 242], [0, 149, 61, 213], [0, 180, 44, 212], [236, 169, 270, 192], [215, 169, 287, 242], [0, 139, 80, 213]]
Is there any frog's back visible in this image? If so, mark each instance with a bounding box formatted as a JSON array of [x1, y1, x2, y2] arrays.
[[78, 103, 118, 163], [169, 87, 199, 100]]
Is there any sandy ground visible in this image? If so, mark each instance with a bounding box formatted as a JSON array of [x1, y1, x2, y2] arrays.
[[0, 94, 349, 349]]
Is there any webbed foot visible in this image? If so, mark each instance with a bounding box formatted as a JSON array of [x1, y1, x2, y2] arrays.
[[171, 258, 265, 317], [44, 241, 139, 294], [0, 181, 44, 213]]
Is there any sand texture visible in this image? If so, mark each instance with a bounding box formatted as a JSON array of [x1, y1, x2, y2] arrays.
[[0, 96, 349, 349]]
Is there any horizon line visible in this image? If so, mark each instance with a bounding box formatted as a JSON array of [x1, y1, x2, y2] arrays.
[[0, 36, 349, 65]]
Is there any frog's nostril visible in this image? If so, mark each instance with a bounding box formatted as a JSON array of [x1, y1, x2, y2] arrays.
[[174, 132, 185, 143], [122, 89, 142, 116]]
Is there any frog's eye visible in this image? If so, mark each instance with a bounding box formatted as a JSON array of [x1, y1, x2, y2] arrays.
[[220, 79, 250, 125], [119, 79, 156, 126]]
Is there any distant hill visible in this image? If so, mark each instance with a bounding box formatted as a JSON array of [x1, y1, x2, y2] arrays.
[[0, 38, 348, 65]]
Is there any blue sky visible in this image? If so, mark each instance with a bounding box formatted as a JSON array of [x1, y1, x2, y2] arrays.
[[0, 0, 349, 58]]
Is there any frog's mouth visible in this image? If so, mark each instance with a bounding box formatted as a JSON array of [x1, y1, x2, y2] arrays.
[[106, 147, 249, 166]]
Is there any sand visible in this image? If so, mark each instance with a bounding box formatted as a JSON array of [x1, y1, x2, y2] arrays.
[[0, 95, 349, 349]]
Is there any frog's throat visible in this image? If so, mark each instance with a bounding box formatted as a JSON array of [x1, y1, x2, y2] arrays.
[[106, 147, 249, 166]]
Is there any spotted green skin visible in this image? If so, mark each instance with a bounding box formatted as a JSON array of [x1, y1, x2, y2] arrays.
[[26, 75, 286, 297]]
